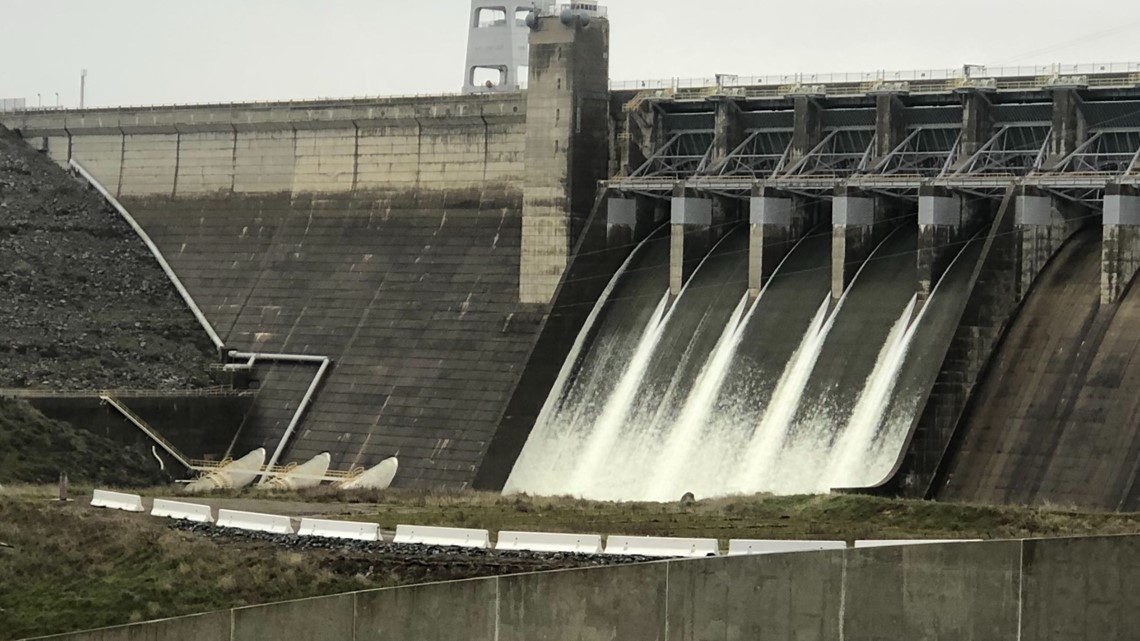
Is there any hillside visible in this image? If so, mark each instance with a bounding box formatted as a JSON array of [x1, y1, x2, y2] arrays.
[[0, 126, 217, 391], [3, 488, 1140, 639]]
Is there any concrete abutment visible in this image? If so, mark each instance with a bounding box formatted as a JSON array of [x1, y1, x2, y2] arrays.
[[1102, 184, 1140, 304], [831, 188, 906, 303], [519, 15, 610, 304], [918, 186, 994, 305]]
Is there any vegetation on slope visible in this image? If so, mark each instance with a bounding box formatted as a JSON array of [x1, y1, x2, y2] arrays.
[[4, 486, 1140, 639], [0, 398, 165, 487], [319, 488, 1140, 542]]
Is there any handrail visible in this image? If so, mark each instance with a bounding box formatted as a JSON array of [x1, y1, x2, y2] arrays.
[[5, 62, 1138, 116], [100, 395, 194, 470]]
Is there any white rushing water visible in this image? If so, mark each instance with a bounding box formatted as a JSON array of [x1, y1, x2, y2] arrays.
[[503, 236, 659, 497], [506, 230, 963, 502], [645, 293, 751, 501], [729, 296, 836, 495], [565, 292, 673, 496], [824, 295, 921, 489]]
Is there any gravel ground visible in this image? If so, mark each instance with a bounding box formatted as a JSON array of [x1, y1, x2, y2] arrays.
[[173, 521, 661, 582], [0, 125, 217, 391]]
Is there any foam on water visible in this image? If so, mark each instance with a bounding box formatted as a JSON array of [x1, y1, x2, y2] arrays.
[[825, 295, 921, 489], [506, 223, 978, 501], [730, 296, 835, 495], [646, 293, 751, 501]]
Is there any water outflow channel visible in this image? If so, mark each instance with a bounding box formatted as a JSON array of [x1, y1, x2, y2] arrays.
[[505, 222, 977, 501]]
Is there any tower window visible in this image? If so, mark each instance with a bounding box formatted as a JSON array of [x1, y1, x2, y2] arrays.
[[475, 7, 508, 28], [471, 66, 508, 89]]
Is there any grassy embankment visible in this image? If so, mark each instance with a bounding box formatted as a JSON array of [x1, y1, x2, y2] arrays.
[[3, 485, 1140, 640]]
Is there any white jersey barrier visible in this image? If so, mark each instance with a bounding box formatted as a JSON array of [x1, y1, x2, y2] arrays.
[[216, 509, 295, 535], [151, 499, 214, 523], [496, 531, 604, 554], [393, 525, 490, 549], [728, 540, 847, 556], [604, 536, 720, 558], [298, 518, 381, 542], [91, 490, 144, 513], [854, 539, 982, 548]]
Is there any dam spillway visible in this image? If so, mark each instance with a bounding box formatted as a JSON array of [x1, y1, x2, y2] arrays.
[[506, 223, 983, 501], [8, 23, 1140, 508]]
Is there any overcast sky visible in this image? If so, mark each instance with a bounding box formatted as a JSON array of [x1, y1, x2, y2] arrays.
[[3, 0, 1140, 108]]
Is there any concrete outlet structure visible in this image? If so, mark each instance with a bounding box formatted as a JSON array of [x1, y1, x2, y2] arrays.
[[519, 14, 610, 304], [1102, 184, 1140, 304]]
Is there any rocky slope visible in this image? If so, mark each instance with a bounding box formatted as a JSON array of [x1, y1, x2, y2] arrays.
[[0, 126, 217, 391]]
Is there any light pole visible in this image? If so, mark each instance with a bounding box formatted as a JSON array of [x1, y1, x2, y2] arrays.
[[80, 69, 87, 109], [55, 93, 60, 108], [37, 93, 41, 108]]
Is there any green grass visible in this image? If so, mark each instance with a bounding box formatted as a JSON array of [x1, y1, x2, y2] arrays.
[[0, 491, 372, 640], [0, 398, 165, 487], [3, 486, 1139, 640], [319, 489, 1140, 542]]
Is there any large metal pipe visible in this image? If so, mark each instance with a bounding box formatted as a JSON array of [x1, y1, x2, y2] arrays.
[[233, 351, 332, 485], [70, 160, 225, 351], [72, 160, 334, 484]]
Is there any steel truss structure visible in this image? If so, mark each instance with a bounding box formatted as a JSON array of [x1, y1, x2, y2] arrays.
[[613, 117, 1140, 209], [628, 130, 716, 179]]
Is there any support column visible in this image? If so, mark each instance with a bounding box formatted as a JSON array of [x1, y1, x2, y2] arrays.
[[1102, 184, 1140, 304], [670, 185, 713, 296], [792, 95, 823, 161], [712, 98, 745, 166], [1047, 88, 1087, 168], [917, 186, 994, 304], [748, 184, 816, 298], [831, 187, 905, 302], [520, 15, 610, 304], [621, 101, 659, 176], [874, 92, 908, 164], [957, 89, 995, 166], [1015, 187, 1088, 300]]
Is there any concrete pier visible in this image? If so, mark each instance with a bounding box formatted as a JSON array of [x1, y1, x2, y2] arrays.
[[519, 14, 610, 304], [1046, 87, 1087, 166], [1015, 189, 1088, 299], [606, 195, 660, 249], [792, 94, 823, 159], [748, 185, 816, 298], [831, 188, 903, 302], [956, 88, 995, 165], [670, 189, 714, 295], [1102, 184, 1140, 304], [918, 187, 992, 304]]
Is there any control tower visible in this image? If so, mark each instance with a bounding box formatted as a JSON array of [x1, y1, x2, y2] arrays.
[[463, 2, 606, 93]]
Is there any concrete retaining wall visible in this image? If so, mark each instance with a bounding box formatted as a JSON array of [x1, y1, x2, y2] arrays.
[[27, 535, 1140, 641], [3, 94, 527, 199]]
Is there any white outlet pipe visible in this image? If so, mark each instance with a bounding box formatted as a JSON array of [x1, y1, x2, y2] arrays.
[[71, 160, 333, 485]]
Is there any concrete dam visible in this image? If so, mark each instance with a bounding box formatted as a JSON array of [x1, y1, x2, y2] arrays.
[[7, 15, 1140, 508]]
